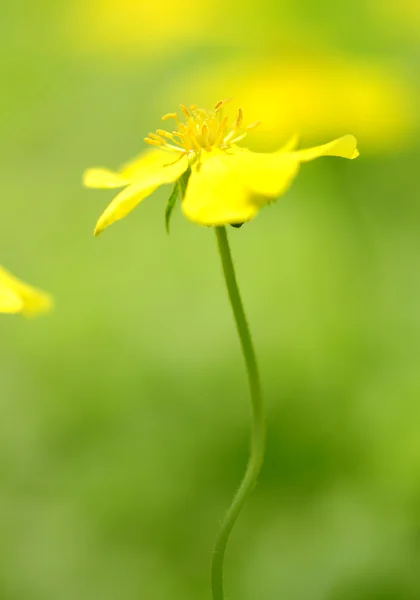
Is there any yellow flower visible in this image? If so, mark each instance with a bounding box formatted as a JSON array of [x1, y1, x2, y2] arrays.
[[84, 100, 359, 236], [67, 0, 211, 58], [0, 266, 52, 317]]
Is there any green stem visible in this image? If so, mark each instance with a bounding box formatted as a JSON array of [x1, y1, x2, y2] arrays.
[[212, 226, 266, 600]]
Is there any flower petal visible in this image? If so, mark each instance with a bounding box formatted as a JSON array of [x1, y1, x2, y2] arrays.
[[0, 267, 52, 317], [0, 287, 23, 314], [291, 134, 359, 162], [119, 150, 182, 180], [94, 154, 189, 235], [182, 153, 258, 226], [83, 168, 129, 189], [226, 148, 300, 198], [182, 149, 300, 226], [83, 149, 184, 189]]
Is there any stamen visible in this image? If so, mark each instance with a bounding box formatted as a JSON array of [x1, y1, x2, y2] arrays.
[[214, 116, 228, 145], [188, 127, 202, 152], [156, 129, 183, 146], [149, 132, 165, 142], [228, 133, 248, 145], [144, 137, 162, 147], [179, 104, 191, 118], [164, 152, 187, 167], [247, 120, 261, 130], [164, 144, 187, 153], [216, 117, 228, 139], [162, 113, 178, 121], [201, 123, 210, 145], [151, 102, 259, 155], [235, 108, 243, 128], [214, 98, 232, 112]]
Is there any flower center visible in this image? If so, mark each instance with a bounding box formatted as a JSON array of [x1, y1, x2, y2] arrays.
[[144, 99, 259, 156]]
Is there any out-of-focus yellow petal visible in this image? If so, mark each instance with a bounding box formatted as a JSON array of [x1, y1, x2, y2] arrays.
[[83, 150, 177, 189], [182, 152, 258, 226], [94, 182, 161, 236], [83, 168, 130, 189], [0, 287, 23, 314], [291, 134, 359, 162], [0, 266, 52, 317], [227, 148, 300, 197], [94, 154, 189, 235]]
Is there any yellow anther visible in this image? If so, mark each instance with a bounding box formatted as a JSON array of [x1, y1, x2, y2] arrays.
[[179, 104, 191, 118], [155, 129, 183, 147], [151, 102, 258, 155], [162, 113, 178, 121], [235, 108, 243, 128], [214, 98, 232, 112], [156, 129, 173, 138], [144, 137, 162, 146], [149, 132, 164, 141]]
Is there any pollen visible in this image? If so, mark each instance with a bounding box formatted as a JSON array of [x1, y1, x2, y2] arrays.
[[144, 101, 259, 157]]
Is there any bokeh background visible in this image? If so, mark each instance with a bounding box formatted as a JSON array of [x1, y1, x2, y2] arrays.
[[1, 1, 420, 599]]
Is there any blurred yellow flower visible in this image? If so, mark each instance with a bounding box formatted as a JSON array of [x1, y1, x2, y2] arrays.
[[0, 266, 52, 317], [84, 101, 358, 235], [67, 0, 209, 56], [180, 55, 416, 153], [371, 0, 420, 39]]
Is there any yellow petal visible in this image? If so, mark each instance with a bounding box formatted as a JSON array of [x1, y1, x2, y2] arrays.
[[181, 152, 256, 226], [83, 150, 181, 189], [0, 266, 53, 317], [182, 149, 300, 226], [291, 134, 359, 162], [226, 148, 300, 198], [119, 150, 181, 180], [0, 287, 23, 314], [83, 168, 129, 189], [94, 154, 189, 235]]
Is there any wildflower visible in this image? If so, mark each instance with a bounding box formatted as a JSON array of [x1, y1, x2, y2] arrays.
[[223, 56, 414, 153], [0, 266, 52, 317], [84, 100, 358, 236], [68, 0, 210, 58]]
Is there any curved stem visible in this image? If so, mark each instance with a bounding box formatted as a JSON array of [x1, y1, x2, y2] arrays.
[[212, 226, 266, 600]]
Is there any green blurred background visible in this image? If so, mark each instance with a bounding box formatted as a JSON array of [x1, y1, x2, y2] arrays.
[[1, 1, 420, 599]]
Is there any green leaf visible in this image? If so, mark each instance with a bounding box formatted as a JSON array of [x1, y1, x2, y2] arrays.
[[177, 167, 191, 197], [165, 181, 179, 234], [164, 168, 192, 234]]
